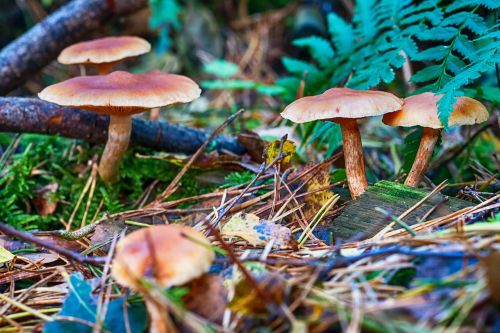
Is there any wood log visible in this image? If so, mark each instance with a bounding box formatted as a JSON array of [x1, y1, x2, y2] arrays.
[[0, 97, 246, 155], [330, 181, 472, 241], [0, 0, 148, 95]]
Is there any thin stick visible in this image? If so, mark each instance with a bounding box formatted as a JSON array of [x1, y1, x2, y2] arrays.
[[0, 222, 106, 265], [0, 294, 53, 322], [151, 109, 245, 203]]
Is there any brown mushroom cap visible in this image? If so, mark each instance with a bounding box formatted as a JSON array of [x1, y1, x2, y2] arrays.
[[112, 224, 215, 289], [38, 70, 201, 116], [58, 36, 151, 65], [383, 92, 488, 128], [281, 87, 403, 123]]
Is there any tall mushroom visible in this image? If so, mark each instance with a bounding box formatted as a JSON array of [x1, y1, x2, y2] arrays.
[[281, 88, 403, 199], [112, 224, 215, 333], [39, 70, 201, 183], [383, 92, 488, 187], [58, 36, 151, 74]]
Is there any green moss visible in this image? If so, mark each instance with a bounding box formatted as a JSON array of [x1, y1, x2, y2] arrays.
[[0, 134, 214, 231]]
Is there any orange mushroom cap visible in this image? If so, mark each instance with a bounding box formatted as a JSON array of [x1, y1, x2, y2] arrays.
[[281, 88, 403, 123], [383, 92, 489, 128], [58, 36, 151, 65], [112, 224, 215, 289], [38, 70, 201, 116]]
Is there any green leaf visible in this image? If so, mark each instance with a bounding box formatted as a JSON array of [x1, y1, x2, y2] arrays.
[[448, 0, 500, 11], [203, 59, 240, 78], [413, 46, 448, 61], [293, 36, 334, 68], [478, 87, 500, 103], [43, 273, 147, 333], [255, 84, 286, 96], [442, 12, 488, 35], [327, 13, 355, 54], [417, 27, 458, 41], [410, 65, 441, 83], [447, 55, 467, 75], [353, 0, 377, 40], [453, 35, 476, 61], [437, 91, 459, 128], [201, 79, 255, 90], [149, 0, 181, 29], [282, 57, 319, 75], [402, 128, 422, 173], [275, 77, 302, 102]]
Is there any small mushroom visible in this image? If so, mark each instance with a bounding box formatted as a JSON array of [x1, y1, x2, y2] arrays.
[[39, 70, 201, 183], [111, 224, 215, 333], [58, 36, 151, 74], [383, 92, 488, 187], [281, 88, 403, 199]]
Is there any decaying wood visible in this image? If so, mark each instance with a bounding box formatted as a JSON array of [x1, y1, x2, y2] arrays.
[[331, 181, 472, 240], [0, 98, 246, 155], [0, 0, 148, 95]]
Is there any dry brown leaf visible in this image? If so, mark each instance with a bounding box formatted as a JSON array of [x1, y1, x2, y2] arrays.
[[183, 274, 228, 323]]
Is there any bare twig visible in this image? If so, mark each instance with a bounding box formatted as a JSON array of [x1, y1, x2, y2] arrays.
[[0, 222, 106, 265]]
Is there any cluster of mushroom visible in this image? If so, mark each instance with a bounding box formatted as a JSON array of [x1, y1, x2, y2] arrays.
[[281, 88, 489, 199], [39, 36, 201, 183]]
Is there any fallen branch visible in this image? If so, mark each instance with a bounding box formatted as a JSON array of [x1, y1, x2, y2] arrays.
[[0, 221, 106, 265], [0, 98, 246, 155], [0, 0, 148, 95]]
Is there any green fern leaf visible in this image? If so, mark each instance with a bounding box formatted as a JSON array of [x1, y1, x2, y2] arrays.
[[293, 36, 335, 68], [413, 46, 448, 61], [417, 27, 458, 41], [327, 13, 355, 54], [447, 55, 467, 75], [453, 35, 476, 61], [436, 92, 459, 128], [282, 57, 319, 75], [402, 128, 423, 173], [447, 0, 500, 12], [203, 59, 239, 78], [442, 12, 488, 35], [410, 65, 441, 83], [353, 0, 378, 40]]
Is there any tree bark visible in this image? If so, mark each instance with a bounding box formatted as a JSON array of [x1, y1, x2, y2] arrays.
[[0, 0, 148, 95], [0, 98, 246, 155]]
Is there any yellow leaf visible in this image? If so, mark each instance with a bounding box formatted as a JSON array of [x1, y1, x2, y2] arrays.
[[0, 246, 14, 265], [264, 139, 296, 169], [305, 165, 334, 217], [221, 213, 291, 248]]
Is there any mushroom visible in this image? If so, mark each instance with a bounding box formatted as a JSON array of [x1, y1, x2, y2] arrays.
[[39, 70, 201, 183], [383, 92, 488, 187], [281, 88, 403, 198], [58, 36, 151, 74], [111, 224, 215, 333]]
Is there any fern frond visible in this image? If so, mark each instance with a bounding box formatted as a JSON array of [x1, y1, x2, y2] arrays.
[[353, 0, 378, 41], [327, 13, 354, 54], [447, 0, 500, 12], [293, 36, 335, 68], [282, 57, 319, 75]]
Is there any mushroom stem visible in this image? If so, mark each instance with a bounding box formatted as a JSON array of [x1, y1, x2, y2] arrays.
[[98, 115, 132, 183], [96, 63, 114, 75], [144, 297, 177, 333], [337, 118, 368, 199], [405, 127, 440, 187]]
